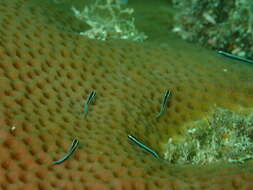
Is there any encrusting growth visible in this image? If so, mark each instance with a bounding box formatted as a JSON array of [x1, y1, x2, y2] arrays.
[[71, 0, 147, 41], [163, 107, 253, 165]]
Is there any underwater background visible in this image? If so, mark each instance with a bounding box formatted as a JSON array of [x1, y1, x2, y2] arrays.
[[0, 0, 253, 189]]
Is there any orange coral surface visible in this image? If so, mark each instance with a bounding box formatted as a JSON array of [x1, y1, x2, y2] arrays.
[[0, 0, 253, 189]]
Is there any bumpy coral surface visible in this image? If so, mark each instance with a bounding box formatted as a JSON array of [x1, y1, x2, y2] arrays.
[[0, 0, 253, 189]]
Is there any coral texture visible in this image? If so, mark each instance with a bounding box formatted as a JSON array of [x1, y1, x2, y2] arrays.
[[0, 0, 253, 189]]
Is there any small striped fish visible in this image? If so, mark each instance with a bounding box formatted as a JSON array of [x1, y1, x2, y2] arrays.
[[218, 50, 253, 64], [84, 91, 96, 117], [156, 90, 172, 118], [128, 134, 160, 159], [53, 139, 79, 165]]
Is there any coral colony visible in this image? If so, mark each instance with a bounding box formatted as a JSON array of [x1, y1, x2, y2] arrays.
[[172, 0, 253, 60]]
